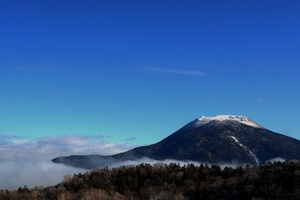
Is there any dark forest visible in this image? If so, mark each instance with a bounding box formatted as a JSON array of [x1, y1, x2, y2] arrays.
[[1, 160, 300, 199]]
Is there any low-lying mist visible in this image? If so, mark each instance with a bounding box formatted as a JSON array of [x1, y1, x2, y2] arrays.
[[0, 135, 132, 190]]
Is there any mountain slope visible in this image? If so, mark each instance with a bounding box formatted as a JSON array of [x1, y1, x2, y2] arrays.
[[52, 115, 300, 169]]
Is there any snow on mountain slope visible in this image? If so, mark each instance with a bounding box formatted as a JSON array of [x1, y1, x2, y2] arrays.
[[230, 136, 261, 165], [195, 115, 264, 128]]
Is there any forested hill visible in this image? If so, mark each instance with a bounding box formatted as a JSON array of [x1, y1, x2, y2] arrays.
[[2, 160, 300, 199]]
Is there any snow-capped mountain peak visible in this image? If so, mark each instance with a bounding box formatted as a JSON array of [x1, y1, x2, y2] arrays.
[[53, 114, 300, 169], [195, 115, 264, 128]]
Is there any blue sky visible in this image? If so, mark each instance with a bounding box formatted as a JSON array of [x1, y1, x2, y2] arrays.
[[1, 0, 300, 148]]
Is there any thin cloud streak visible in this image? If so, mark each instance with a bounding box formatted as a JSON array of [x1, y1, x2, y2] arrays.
[[145, 66, 206, 76], [257, 97, 267, 102], [12, 63, 75, 74], [125, 137, 138, 141]]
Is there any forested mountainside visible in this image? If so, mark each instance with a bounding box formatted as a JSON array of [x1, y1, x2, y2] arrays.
[[2, 160, 300, 200]]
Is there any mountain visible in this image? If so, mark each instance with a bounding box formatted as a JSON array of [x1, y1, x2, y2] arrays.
[[52, 115, 300, 169]]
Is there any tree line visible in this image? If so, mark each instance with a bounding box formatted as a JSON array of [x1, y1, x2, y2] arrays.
[[1, 160, 300, 199]]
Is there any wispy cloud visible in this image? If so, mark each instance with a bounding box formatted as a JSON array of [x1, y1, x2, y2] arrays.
[[13, 63, 74, 74], [257, 97, 267, 102], [12, 64, 107, 82], [125, 137, 138, 142], [14, 65, 54, 73], [0, 134, 133, 160], [145, 66, 206, 76]]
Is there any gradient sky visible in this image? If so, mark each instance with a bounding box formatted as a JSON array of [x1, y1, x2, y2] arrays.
[[1, 0, 300, 147]]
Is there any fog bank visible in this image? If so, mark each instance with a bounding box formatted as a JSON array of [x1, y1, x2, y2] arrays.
[[0, 135, 133, 190]]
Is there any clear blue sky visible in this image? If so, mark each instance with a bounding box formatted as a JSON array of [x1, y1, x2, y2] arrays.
[[1, 0, 300, 146]]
